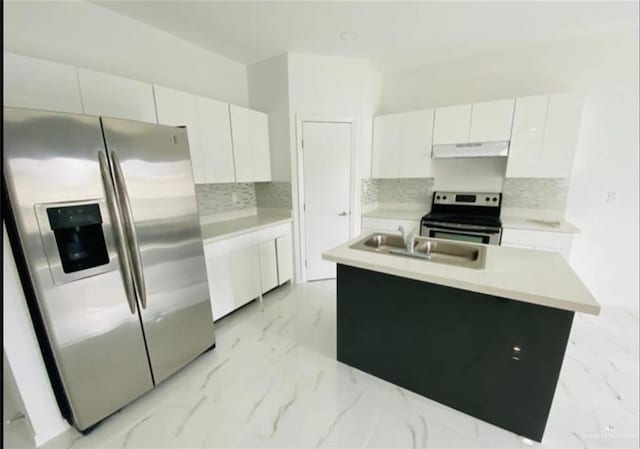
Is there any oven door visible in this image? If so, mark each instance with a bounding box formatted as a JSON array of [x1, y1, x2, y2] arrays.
[[421, 222, 501, 245]]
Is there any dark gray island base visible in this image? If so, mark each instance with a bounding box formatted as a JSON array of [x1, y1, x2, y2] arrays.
[[336, 264, 574, 442]]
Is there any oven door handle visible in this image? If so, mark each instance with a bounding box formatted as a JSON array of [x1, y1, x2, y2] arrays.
[[422, 221, 501, 234]]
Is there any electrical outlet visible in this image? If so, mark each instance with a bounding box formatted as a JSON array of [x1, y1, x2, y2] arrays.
[[231, 192, 239, 204], [606, 192, 616, 204]]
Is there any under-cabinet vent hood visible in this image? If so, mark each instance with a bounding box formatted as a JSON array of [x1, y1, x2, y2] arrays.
[[432, 141, 510, 159]]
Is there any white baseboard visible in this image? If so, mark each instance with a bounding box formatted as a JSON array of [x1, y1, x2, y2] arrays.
[[34, 421, 69, 447]]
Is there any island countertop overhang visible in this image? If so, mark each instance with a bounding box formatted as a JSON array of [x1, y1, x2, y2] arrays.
[[322, 234, 601, 315]]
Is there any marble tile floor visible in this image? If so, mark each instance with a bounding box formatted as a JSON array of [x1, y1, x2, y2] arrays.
[[4, 280, 639, 449]]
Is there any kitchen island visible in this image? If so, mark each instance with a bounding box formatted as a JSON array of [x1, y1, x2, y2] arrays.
[[322, 234, 600, 442]]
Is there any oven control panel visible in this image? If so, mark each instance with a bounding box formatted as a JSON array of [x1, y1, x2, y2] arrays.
[[433, 192, 501, 207]]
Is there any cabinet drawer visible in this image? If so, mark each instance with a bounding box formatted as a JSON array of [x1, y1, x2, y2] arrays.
[[257, 222, 291, 243], [203, 231, 258, 258], [501, 228, 573, 249]]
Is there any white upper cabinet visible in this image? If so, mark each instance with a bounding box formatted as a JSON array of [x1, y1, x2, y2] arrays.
[[542, 95, 583, 177], [154, 85, 205, 183], [399, 109, 435, 178], [372, 114, 402, 178], [432, 104, 472, 145], [506, 94, 583, 178], [77, 69, 156, 123], [3, 52, 83, 114], [468, 99, 515, 142], [230, 104, 272, 183], [196, 96, 236, 183], [372, 109, 434, 178], [251, 110, 272, 182], [434, 100, 514, 145]]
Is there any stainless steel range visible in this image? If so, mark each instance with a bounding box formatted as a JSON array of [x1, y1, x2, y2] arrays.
[[420, 191, 502, 245]]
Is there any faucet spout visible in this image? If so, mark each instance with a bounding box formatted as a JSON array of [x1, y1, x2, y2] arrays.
[[398, 225, 418, 253]]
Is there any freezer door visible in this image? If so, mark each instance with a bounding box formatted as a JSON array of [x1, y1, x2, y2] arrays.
[[2, 108, 154, 430], [100, 118, 215, 384]]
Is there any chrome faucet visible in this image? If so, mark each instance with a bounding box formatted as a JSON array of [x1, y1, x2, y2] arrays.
[[398, 225, 418, 253]]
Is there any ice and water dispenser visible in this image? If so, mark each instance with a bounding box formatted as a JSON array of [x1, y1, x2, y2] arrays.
[[36, 200, 116, 284], [46, 203, 109, 273]]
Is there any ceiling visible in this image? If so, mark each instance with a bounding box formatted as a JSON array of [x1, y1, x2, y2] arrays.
[[94, 1, 639, 72]]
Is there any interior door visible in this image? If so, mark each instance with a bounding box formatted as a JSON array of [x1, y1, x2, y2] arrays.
[[302, 121, 352, 280], [100, 118, 215, 384]]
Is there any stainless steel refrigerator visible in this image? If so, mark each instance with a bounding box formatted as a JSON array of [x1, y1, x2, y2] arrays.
[[2, 108, 216, 431]]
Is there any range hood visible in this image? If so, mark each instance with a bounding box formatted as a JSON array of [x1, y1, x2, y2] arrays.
[[432, 141, 510, 159]]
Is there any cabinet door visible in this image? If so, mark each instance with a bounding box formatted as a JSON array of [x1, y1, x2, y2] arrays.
[[259, 240, 278, 294], [154, 85, 204, 183], [3, 52, 83, 114], [542, 94, 583, 178], [372, 114, 401, 178], [77, 68, 156, 123], [205, 255, 235, 321], [230, 244, 261, 307], [250, 110, 272, 182], [506, 95, 549, 177], [501, 228, 573, 260], [399, 109, 434, 178], [197, 96, 235, 183], [276, 234, 293, 285], [432, 104, 472, 145], [229, 104, 254, 182], [469, 99, 515, 142]]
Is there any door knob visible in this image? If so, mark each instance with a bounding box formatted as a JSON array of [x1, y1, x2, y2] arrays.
[[337, 212, 349, 216]]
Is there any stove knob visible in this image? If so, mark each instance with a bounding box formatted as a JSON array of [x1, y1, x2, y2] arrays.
[[485, 196, 490, 201], [443, 195, 447, 200], [492, 197, 498, 202], [436, 195, 441, 200]]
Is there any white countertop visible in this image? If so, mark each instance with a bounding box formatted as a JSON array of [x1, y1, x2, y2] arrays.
[[361, 207, 426, 221], [500, 208, 579, 233], [323, 233, 600, 315], [200, 211, 292, 243], [362, 205, 580, 234]]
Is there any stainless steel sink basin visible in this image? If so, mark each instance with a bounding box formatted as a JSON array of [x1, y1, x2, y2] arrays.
[[349, 233, 486, 269]]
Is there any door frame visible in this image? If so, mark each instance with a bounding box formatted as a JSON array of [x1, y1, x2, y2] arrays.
[[293, 115, 358, 283]]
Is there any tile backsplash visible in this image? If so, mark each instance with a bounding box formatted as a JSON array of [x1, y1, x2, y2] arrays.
[[362, 178, 434, 205], [502, 178, 569, 210], [195, 183, 256, 215], [255, 182, 292, 209]]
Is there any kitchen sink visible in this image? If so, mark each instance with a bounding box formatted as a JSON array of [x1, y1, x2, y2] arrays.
[[349, 233, 486, 269]]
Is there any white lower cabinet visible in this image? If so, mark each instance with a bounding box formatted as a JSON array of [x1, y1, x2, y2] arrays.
[[501, 228, 574, 260], [259, 240, 279, 294], [205, 232, 261, 321], [204, 221, 293, 321], [275, 234, 293, 285]]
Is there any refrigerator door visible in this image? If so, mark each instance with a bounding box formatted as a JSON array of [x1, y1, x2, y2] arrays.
[[100, 118, 215, 384], [2, 108, 154, 430]]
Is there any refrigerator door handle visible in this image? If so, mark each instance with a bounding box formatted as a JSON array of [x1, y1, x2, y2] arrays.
[[109, 150, 148, 309], [98, 150, 137, 314]]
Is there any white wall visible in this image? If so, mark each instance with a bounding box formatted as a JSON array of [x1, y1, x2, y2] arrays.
[[286, 53, 382, 280], [3, 0, 248, 106], [3, 227, 70, 446], [248, 54, 291, 182], [381, 30, 640, 309]]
